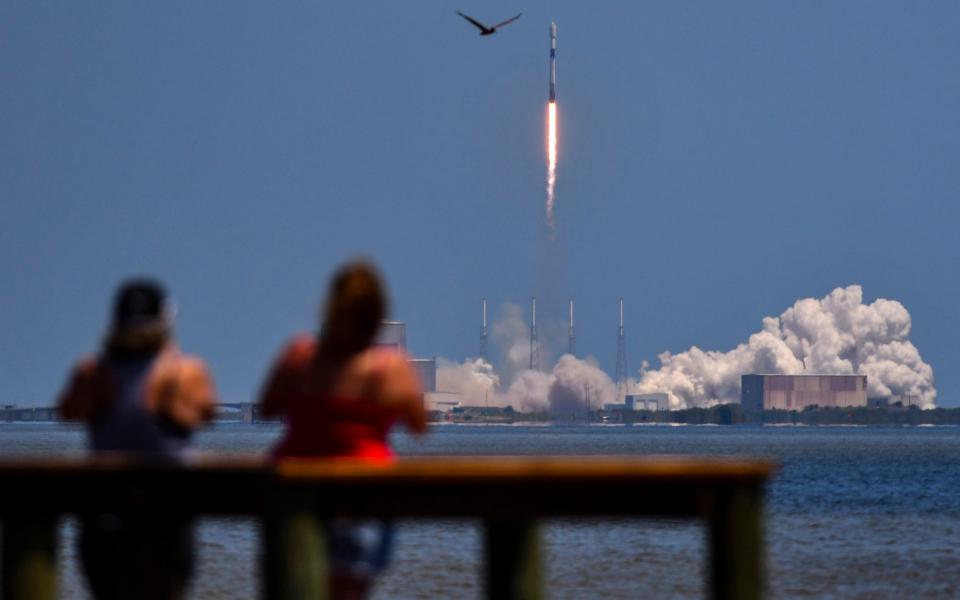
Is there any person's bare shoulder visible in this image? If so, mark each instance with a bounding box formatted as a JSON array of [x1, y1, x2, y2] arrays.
[[177, 354, 215, 390], [370, 347, 423, 399]]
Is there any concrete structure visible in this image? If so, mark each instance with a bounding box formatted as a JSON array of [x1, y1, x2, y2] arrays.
[[424, 392, 461, 413], [410, 358, 437, 393], [741, 374, 868, 411], [615, 299, 626, 401], [626, 393, 670, 411], [376, 321, 407, 349], [604, 393, 670, 412]]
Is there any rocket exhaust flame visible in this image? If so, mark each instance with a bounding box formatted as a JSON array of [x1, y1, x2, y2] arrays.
[[546, 101, 557, 230], [546, 22, 558, 231]]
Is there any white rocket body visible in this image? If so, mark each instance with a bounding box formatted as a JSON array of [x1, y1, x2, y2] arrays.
[[549, 22, 557, 101]]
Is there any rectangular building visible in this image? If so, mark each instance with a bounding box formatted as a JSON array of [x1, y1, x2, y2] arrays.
[[409, 358, 437, 393], [625, 393, 670, 411], [741, 374, 868, 411]]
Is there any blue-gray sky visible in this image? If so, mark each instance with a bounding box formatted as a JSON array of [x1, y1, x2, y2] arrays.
[[2, 2, 958, 406]]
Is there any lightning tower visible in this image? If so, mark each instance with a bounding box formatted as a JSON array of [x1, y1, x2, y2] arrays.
[[529, 297, 540, 371], [615, 298, 627, 401], [479, 298, 488, 362]]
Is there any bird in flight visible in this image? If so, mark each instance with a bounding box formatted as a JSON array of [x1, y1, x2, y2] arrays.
[[456, 11, 522, 36]]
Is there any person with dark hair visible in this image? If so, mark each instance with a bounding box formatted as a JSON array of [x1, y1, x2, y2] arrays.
[[57, 278, 216, 599], [259, 260, 427, 599]]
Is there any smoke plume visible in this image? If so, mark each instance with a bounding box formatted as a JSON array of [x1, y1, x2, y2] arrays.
[[434, 287, 935, 413], [437, 302, 616, 413], [634, 285, 936, 408]]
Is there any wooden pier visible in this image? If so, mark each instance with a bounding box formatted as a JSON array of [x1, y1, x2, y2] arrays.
[[0, 455, 775, 600]]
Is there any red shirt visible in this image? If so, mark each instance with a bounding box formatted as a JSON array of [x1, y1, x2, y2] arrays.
[[260, 336, 402, 461]]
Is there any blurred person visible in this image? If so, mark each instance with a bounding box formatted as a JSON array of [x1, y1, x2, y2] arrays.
[[259, 260, 427, 599], [57, 278, 216, 600]]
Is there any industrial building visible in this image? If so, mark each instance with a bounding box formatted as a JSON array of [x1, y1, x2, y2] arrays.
[[741, 374, 868, 411], [625, 393, 670, 411], [603, 393, 670, 412], [375, 321, 408, 349], [424, 392, 462, 413], [410, 358, 437, 393]]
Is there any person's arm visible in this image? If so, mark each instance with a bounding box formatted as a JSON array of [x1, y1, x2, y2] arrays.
[[57, 357, 104, 422], [151, 353, 218, 430], [179, 357, 217, 425]]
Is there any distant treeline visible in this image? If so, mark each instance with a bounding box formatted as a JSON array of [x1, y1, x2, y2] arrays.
[[430, 404, 960, 426], [618, 404, 960, 426]]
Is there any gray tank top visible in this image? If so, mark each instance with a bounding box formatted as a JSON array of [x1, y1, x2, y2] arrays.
[[90, 353, 190, 456]]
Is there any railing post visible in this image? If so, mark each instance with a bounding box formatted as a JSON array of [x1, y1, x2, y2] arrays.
[[708, 484, 765, 600], [1, 512, 58, 600], [261, 489, 330, 600], [484, 518, 542, 600]]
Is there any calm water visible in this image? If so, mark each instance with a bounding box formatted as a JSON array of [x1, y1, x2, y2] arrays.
[[2, 423, 958, 599]]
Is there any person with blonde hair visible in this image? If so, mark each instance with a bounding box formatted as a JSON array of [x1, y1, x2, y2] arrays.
[[259, 260, 427, 598]]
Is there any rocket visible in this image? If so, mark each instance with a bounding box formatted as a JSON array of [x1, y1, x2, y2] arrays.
[[549, 21, 557, 102]]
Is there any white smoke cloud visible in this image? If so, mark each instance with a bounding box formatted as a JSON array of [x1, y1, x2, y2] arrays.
[[548, 354, 617, 414], [437, 354, 617, 414], [436, 358, 499, 407], [502, 369, 553, 412], [437, 302, 617, 414], [635, 285, 936, 409], [491, 303, 532, 380]]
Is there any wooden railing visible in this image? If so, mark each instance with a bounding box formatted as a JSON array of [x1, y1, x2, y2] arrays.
[[0, 456, 776, 600]]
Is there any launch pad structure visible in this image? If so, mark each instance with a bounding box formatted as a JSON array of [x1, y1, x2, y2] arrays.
[[616, 298, 627, 401], [529, 298, 540, 371], [479, 298, 488, 362]]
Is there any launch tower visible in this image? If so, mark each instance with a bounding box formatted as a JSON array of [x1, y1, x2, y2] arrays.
[[616, 298, 627, 401], [530, 298, 540, 371], [479, 298, 488, 362]]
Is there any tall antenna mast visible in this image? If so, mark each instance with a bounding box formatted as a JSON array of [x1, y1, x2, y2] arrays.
[[529, 297, 540, 371], [568, 299, 576, 356], [479, 298, 488, 362], [615, 298, 627, 401]]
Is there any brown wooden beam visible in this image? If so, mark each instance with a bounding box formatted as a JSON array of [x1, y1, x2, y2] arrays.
[[707, 484, 765, 600], [485, 519, 542, 600]]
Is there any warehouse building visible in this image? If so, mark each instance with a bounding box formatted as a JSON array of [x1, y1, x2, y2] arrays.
[[625, 393, 670, 411], [410, 358, 437, 393], [741, 374, 868, 411]]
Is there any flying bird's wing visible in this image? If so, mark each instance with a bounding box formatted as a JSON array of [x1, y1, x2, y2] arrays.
[[456, 11, 490, 32], [493, 13, 522, 29]]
